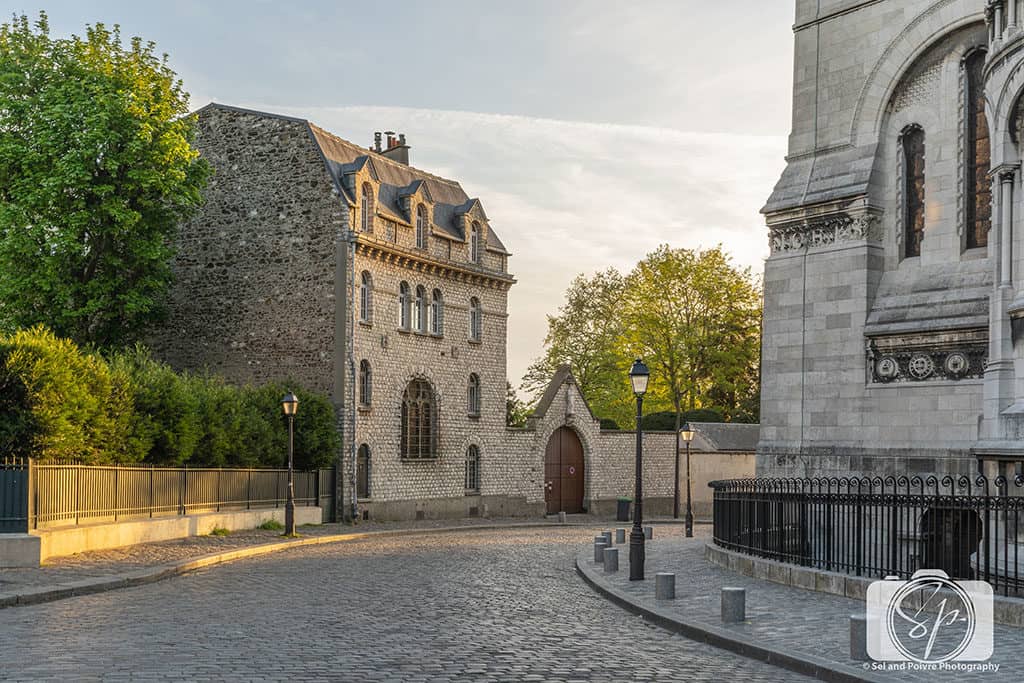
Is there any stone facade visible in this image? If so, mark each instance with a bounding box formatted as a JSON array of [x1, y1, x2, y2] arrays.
[[761, 0, 1024, 479], [154, 104, 706, 520]]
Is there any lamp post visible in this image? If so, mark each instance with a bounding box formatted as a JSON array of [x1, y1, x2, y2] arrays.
[[281, 392, 299, 536], [628, 359, 650, 581], [680, 422, 694, 538]]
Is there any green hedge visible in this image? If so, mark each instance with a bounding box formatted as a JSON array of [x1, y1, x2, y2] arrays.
[[0, 327, 339, 467]]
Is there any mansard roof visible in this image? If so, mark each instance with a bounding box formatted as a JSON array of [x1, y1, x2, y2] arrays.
[[194, 103, 510, 255]]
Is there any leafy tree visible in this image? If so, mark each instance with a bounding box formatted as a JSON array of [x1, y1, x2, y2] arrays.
[[0, 13, 209, 347], [522, 269, 634, 426], [506, 381, 531, 428], [621, 245, 761, 461]]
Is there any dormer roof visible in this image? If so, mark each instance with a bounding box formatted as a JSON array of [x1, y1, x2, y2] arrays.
[[193, 103, 511, 255]]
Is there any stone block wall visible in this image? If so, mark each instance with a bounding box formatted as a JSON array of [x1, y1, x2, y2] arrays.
[[151, 106, 344, 394]]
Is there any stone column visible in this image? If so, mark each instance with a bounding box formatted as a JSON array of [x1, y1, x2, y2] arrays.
[[1002, 170, 1015, 287], [997, 2, 1005, 40], [1011, 0, 1018, 28]]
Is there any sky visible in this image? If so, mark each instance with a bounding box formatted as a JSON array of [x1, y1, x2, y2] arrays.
[[4, 1, 797, 390]]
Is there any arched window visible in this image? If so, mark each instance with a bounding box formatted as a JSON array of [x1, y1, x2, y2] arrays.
[[358, 359, 372, 407], [416, 204, 428, 249], [902, 126, 926, 258], [965, 50, 991, 249], [467, 373, 481, 416], [399, 281, 410, 330], [469, 297, 482, 342], [464, 445, 480, 494], [401, 379, 438, 459], [470, 221, 481, 264], [359, 271, 373, 323], [430, 289, 444, 335], [357, 444, 371, 499], [361, 183, 374, 233], [414, 285, 427, 333]]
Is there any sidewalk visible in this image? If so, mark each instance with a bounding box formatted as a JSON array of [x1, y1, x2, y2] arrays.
[[577, 526, 1023, 682]]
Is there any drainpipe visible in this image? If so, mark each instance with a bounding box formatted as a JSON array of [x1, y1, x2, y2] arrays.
[[348, 237, 358, 522]]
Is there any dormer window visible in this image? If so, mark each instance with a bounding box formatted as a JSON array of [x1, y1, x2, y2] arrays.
[[416, 204, 428, 250], [470, 222, 481, 264], [361, 183, 374, 234]]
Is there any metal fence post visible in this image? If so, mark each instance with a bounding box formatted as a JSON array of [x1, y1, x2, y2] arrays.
[[216, 468, 221, 513], [247, 469, 252, 510], [28, 458, 36, 531], [114, 466, 119, 522], [149, 466, 154, 518]]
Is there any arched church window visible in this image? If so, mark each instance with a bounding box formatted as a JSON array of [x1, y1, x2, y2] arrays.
[[469, 297, 482, 342], [470, 222, 481, 264], [359, 271, 373, 323], [965, 50, 991, 249], [903, 126, 926, 258], [467, 373, 481, 416], [358, 359, 372, 407], [401, 378, 438, 459], [361, 183, 374, 233], [430, 289, 444, 335], [416, 204, 428, 249], [357, 444, 371, 499], [415, 285, 427, 333], [464, 445, 480, 494], [399, 281, 410, 330]]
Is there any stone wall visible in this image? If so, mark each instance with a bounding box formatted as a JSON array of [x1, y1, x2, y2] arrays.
[[151, 106, 344, 395]]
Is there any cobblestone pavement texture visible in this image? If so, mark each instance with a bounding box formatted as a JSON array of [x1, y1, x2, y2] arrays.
[[0, 525, 807, 681], [586, 532, 1021, 682], [0, 516, 554, 592]]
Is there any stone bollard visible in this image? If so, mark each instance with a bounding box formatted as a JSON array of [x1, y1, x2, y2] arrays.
[[721, 587, 746, 623], [616, 528, 626, 544], [558, 511, 566, 523], [850, 615, 868, 661], [603, 547, 619, 573], [644, 526, 653, 540], [655, 573, 676, 600], [603, 531, 613, 546], [594, 538, 609, 564]]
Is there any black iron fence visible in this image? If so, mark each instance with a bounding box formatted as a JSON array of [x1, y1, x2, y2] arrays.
[[0, 458, 335, 532], [710, 475, 1024, 596]]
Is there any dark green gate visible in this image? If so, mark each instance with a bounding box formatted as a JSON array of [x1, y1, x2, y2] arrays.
[[0, 458, 29, 533]]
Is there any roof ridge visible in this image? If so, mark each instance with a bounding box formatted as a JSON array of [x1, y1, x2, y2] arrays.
[[307, 122, 465, 191]]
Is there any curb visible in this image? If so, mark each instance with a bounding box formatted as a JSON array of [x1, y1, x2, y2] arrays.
[[0, 521, 584, 610], [575, 552, 888, 683]]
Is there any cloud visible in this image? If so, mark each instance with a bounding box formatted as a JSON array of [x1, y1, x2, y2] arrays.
[[237, 103, 786, 388]]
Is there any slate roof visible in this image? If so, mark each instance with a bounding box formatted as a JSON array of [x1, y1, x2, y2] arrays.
[[196, 103, 509, 255], [690, 422, 760, 453]]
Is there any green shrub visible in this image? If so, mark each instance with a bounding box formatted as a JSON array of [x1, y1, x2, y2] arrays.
[[109, 346, 200, 465], [208, 527, 230, 536], [0, 326, 139, 463], [244, 382, 339, 470], [258, 519, 284, 531]]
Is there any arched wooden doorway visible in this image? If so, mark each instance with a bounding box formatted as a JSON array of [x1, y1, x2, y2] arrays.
[[544, 427, 584, 514]]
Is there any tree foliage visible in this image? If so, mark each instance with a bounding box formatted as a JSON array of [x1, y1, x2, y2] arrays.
[[0, 326, 338, 467], [0, 13, 209, 346], [506, 381, 531, 428], [523, 246, 761, 428]]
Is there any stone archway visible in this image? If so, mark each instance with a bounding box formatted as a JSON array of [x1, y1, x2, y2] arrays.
[[543, 426, 585, 515]]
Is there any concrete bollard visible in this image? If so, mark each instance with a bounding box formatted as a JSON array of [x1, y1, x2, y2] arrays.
[[603, 531, 613, 546], [594, 539, 609, 564], [850, 615, 868, 661], [643, 526, 653, 540], [721, 587, 746, 623], [616, 528, 626, 544], [558, 511, 566, 523], [603, 547, 619, 573], [655, 573, 676, 600]]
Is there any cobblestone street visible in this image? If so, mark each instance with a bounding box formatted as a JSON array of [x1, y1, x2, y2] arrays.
[[0, 525, 803, 681]]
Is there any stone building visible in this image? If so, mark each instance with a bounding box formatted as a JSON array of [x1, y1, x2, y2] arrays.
[[153, 103, 716, 520], [761, 0, 1024, 480]]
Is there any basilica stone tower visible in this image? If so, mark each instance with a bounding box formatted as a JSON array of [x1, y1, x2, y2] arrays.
[[761, 0, 1024, 480]]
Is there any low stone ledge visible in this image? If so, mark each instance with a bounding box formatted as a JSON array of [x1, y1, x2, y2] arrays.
[[704, 541, 1024, 627]]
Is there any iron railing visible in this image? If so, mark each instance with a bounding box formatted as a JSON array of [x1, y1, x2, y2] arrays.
[[710, 475, 1024, 596], [0, 458, 335, 532]]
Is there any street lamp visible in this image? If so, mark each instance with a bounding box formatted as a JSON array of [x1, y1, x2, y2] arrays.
[[680, 422, 695, 538], [628, 358, 650, 581], [281, 391, 299, 536]]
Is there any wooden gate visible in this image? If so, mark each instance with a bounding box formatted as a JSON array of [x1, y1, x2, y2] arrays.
[[544, 427, 584, 514]]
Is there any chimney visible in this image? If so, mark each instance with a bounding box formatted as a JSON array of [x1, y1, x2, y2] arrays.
[[379, 130, 410, 165], [372, 132, 382, 153]]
